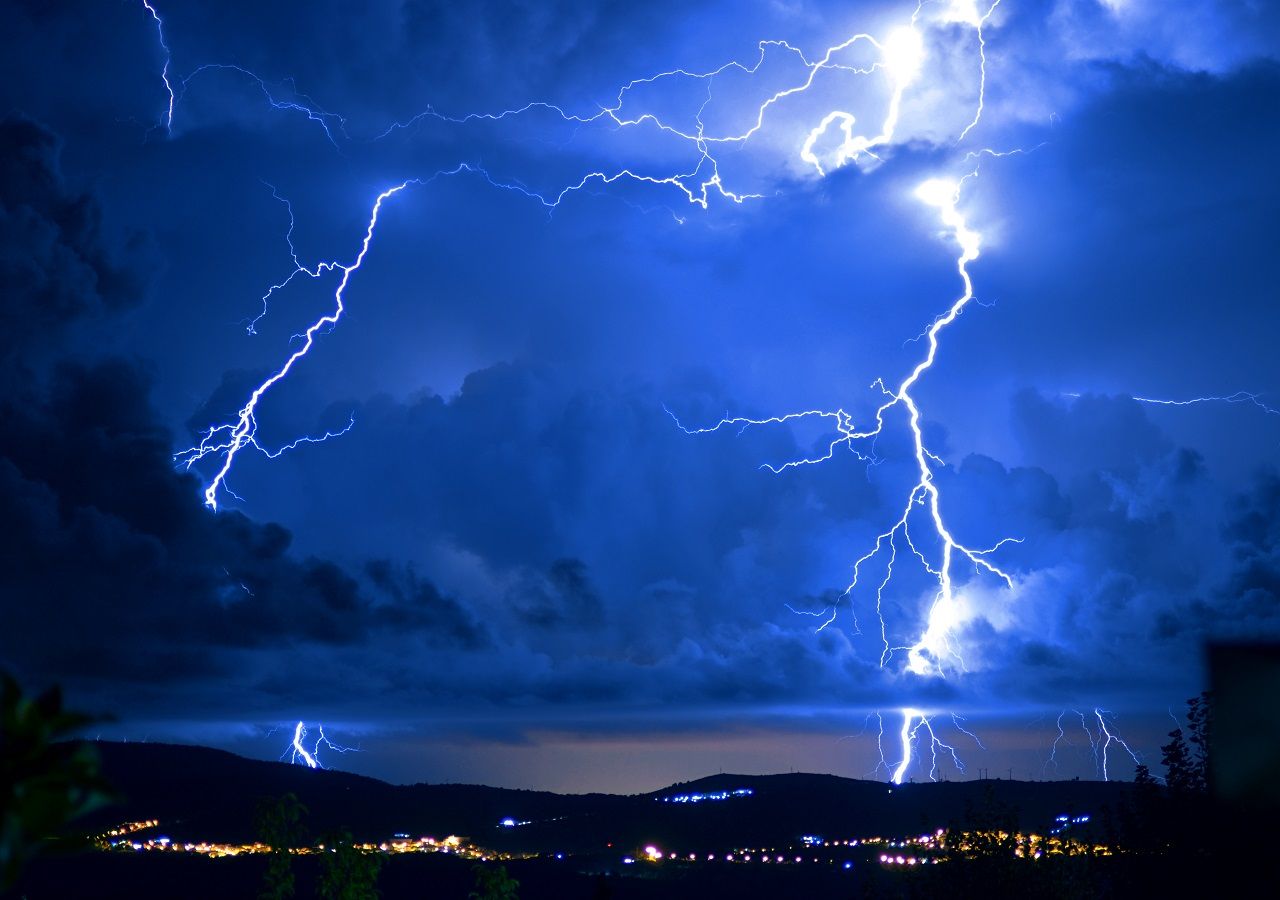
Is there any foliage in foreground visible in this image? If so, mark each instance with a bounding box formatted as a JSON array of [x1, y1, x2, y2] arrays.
[[0, 672, 113, 890]]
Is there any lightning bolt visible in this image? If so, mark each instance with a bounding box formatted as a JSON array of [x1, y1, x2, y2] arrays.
[[1131, 391, 1280, 417], [892, 710, 918, 784], [1061, 389, 1279, 417], [875, 709, 984, 783], [1044, 710, 1070, 777], [173, 175, 411, 510], [674, 166, 1017, 783], [955, 0, 1003, 144], [1044, 708, 1141, 781], [177, 64, 349, 147], [139, 1, 174, 134], [174, 164, 599, 510], [283, 721, 356, 769]]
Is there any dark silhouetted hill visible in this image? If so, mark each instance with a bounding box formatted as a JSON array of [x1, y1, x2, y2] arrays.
[[84, 742, 1133, 853]]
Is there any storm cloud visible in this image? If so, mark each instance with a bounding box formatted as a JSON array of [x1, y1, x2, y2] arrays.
[[0, 1, 1277, 787]]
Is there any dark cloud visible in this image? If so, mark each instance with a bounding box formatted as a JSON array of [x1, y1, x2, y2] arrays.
[[0, 116, 155, 363], [365, 559, 489, 648], [0, 117, 483, 704], [508, 559, 605, 630], [1215, 473, 1280, 633]]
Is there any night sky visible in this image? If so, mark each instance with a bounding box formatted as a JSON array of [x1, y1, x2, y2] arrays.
[[1, 0, 1278, 792]]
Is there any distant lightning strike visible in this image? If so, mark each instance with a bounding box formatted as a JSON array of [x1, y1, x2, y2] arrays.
[[284, 721, 356, 769], [879, 709, 982, 783], [1045, 709, 1141, 781], [892, 711, 917, 784], [1092, 709, 1141, 781]]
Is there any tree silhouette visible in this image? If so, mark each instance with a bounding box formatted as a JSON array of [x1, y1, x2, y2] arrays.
[[1160, 728, 1195, 794], [1156, 693, 1215, 856], [1163, 692, 1213, 796], [316, 829, 383, 900], [469, 862, 520, 900], [1185, 692, 1212, 792], [0, 672, 113, 891], [254, 792, 308, 900]]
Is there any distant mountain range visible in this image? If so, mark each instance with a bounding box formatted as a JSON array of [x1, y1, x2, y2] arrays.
[[85, 742, 1134, 852]]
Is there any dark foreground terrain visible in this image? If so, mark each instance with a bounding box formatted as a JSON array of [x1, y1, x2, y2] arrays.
[[81, 742, 1133, 847], [15, 850, 1229, 900], [6, 742, 1259, 898]]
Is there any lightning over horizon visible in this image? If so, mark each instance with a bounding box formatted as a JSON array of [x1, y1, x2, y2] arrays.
[[1045, 710, 1143, 782], [284, 721, 357, 769], [673, 160, 1028, 782], [877, 710, 986, 784]]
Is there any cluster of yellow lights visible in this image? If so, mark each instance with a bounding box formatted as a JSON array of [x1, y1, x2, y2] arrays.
[[635, 827, 1113, 869], [96, 823, 520, 862], [99, 820, 159, 838], [99, 821, 1113, 868], [868, 828, 1114, 864]]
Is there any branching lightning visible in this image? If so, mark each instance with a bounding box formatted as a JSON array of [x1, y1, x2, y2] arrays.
[[140, 1, 174, 134], [174, 165, 592, 510], [664, 6, 1014, 786], [1045, 709, 1141, 781], [881, 709, 985, 783], [673, 164, 1020, 782], [152, 0, 1003, 517], [1131, 391, 1280, 417], [177, 64, 349, 147], [1062, 389, 1279, 418], [283, 721, 357, 769], [174, 178, 406, 510]]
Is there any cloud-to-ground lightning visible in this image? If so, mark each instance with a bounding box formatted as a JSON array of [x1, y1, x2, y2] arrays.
[[283, 721, 357, 769], [1045, 709, 1142, 781], [883, 710, 985, 783], [673, 164, 1020, 782]]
